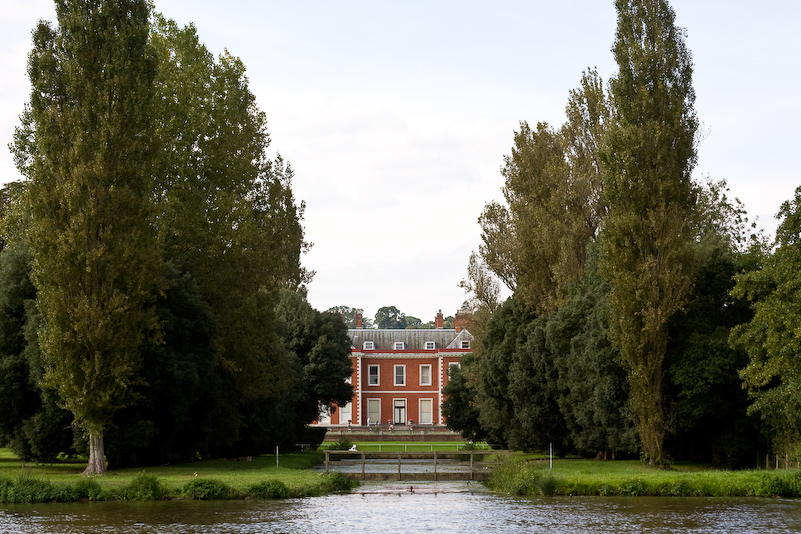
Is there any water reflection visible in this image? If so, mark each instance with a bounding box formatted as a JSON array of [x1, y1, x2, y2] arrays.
[[2, 482, 801, 533]]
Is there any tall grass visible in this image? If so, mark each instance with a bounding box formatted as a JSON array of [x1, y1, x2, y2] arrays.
[[487, 457, 801, 498]]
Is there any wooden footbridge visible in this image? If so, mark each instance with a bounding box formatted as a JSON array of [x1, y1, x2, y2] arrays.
[[323, 450, 510, 481]]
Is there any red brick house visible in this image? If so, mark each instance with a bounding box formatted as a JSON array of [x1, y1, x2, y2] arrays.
[[318, 310, 473, 427]]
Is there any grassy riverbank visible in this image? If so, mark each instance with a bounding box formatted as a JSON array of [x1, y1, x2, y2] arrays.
[[0, 448, 353, 503], [487, 456, 801, 498]]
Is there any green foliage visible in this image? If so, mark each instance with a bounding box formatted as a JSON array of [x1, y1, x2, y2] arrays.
[[73, 478, 108, 501], [120, 473, 167, 501], [488, 457, 801, 498], [663, 212, 766, 467], [442, 354, 487, 442], [754, 472, 801, 498], [322, 471, 357, 492], [248, 479, 290, 499], [0, 241, 75, 462], [599, 0, 699, 466], [275, 289, 353, 430], [731, 186, 801, 454], [20, 0, 163, 473], [327, 306, 372, 329], [374, 306, 407, 329], [329, 436, 354, 451], [182, 478, 233, 500]]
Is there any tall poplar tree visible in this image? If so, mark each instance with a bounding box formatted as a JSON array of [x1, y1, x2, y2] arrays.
[[19, 0, 161, 474], [600, 0, 698, 465]]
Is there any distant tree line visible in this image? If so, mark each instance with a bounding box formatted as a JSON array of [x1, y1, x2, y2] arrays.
[[444, 0, 784, 468], [327, 305, 458, 330], [0, 0, 352, 474]]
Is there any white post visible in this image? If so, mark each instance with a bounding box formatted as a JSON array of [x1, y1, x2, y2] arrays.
[[276, 446, 279, 469], [549, 443, 553, 470]]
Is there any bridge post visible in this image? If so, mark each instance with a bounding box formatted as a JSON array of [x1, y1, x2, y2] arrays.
[[325, 450, 330, 474]]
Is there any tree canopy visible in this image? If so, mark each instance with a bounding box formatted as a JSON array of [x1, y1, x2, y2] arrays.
[[2, 0, 329, 470]]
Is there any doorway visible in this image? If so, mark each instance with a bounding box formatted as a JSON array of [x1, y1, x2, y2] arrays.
[[393, 399, 406, 424]]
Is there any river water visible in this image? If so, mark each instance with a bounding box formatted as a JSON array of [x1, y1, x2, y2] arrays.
[[2, 482, 801, 533]]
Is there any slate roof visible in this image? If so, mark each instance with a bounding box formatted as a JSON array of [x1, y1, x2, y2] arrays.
[[347, 328, 473, 351]]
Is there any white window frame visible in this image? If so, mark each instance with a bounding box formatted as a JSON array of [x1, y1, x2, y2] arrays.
[[394, 364, 406, 386], [425, 341, 436, 350], [394, 341, 406, 350], [419, 398, 433, 425], [363, 341, 375, 350], [368, 364, 380, 386], [448, 362, 460, 376], [419, 364, 432, 386], [393, 398, 407, 424], [367, 398, 380, 426], [460, 340, 471, 349]]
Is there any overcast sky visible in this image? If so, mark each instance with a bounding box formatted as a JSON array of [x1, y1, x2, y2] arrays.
[[2, 0, 800, 323]]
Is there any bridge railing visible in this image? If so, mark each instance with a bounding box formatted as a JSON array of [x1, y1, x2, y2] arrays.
[[323, 449, 511, 481]]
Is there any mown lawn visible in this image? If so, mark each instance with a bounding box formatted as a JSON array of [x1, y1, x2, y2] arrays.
[[0, 447, 351, 502]]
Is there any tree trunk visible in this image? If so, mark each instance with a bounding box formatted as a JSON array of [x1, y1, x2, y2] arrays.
[[84, 432, 107, 475]]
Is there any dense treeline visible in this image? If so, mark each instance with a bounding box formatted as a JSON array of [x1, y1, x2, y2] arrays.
[[445, 0, 781, 468], [0, 0, 352, 473]]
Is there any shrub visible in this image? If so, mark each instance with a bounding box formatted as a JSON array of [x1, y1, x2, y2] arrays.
[[0, 477, 14, 502], [328, 436, 353, 451], [11, 471, 57, 503], [248, 480, 289, 499], [182, 478, 232, 500], [755, 472, 801, 498], [324, 471, 356, 492], [120, 473, 166, 501], [73, 478, 107, 501]]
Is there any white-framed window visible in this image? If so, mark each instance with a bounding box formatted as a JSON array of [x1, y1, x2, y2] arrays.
[[394, 365, 406, 386], [339, 402, 352, 424], [419, 364, 432, 386], [448, 362, 460, 376], [363, 341, 375, 350], [393, 398, 407, 424], [368, 365, 379, 386], [367, 399, 380, 425], [425, 341, 436, 350], [419, 399, 433, 425], [460, 340, 471, 349], [394, 341, 406, 350]]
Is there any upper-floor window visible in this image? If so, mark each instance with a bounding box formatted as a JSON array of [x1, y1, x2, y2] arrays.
[[420, 364, 432, 386], [460, 340, 471, 349], [448, 362, 460, 376], [394, 341, 406, 350], [368, 365, 379, 385], [363, 341, 375, 350], [394, 365, 406, 386], [425, 341, 436, 350]]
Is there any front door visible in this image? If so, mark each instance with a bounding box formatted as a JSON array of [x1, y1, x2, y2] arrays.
[[393, 399, 406, 424]]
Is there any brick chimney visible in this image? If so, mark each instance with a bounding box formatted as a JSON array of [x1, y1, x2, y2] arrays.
[[454, 310, 471, 333], [355, 312, 363, 329], [435, 310, 444, 329]]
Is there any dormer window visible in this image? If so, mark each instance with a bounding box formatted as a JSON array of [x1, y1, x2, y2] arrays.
[[394, 341, 406, 350], [460, 341, 471, 349], [363, 341, 375, 350], [425, 341, 436, 350]]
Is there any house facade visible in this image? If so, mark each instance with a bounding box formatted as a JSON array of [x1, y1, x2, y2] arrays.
[[319, 310, 473, 427]]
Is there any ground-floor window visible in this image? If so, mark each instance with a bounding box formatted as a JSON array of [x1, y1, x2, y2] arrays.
[[367, 398, 380, 425], [339, 402, 352, 424], [419, 398, 433, 424]]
